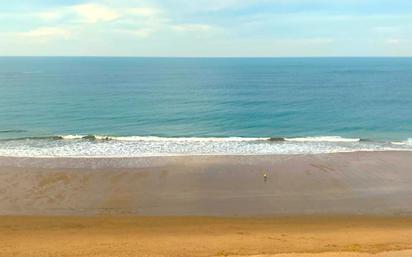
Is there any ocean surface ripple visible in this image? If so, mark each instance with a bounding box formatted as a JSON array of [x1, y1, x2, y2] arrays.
[[1, 57, 412, 157]]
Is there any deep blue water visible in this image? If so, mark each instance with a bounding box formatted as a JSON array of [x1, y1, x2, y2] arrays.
[[0, 57, 411, 156]]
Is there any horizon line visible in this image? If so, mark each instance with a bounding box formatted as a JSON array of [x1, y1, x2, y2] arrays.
[[1, 55, 412, 58]]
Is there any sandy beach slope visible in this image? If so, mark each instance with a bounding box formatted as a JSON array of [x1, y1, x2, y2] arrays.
[[0, 151, 411, 216]]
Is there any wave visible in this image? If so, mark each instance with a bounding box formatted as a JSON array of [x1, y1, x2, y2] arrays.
[[59, 135, 271, 142], [268, 137, 285, 141], [0, 136, 62, 141], [283, 136, 361, 142], [391, 138, 412, 146], [60, 135, 85, 140], [2, 135, 373, 143], [0, 134, 411, 157], [0, 129, 27, 134], [59, 135, 362, 143], [60, 135, 112, 140]]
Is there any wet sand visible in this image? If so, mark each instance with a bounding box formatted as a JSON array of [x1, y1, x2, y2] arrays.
[[1, 152, 412, 256], [0, 152, 412, 216]]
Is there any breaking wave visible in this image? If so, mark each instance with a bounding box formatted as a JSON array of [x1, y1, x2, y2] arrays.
[[59, 135, 271, 142], [0, 134, 410, 157], [391, 138, 412, 146], [57, 135, 361, 143]]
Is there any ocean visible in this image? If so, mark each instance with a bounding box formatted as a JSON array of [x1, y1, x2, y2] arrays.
[[0, 57, 411, 157]]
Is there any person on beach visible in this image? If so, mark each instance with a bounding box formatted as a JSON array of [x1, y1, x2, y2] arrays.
[[264, 173, 268, 183]]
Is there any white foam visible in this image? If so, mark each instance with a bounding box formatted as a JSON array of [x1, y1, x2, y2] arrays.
[[284, 136, 360, 142], [60, 135, 85, 140], [110, 136, 270, 142], [0, 135, 410, 157], [58, 135, 270, 142]]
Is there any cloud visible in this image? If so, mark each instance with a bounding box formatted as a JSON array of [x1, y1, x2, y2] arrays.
[[127, 7, 162, 18], [199, 0, 246, 11], [172, 24, 213, 32], [35, 11, 62, 21], [21, 3, 174, 40], [73, 4, 119, 23], [3, 0, 412, 56], [15, 2, 216, 40], [385, 38, 401, 44], [132, 28, 154, 38], [18, 27, 72, 40]]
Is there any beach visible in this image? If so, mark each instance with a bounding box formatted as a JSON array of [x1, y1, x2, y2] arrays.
[[1, 151, 412, 256], [1, 151, 412, 216], [2, 7, 412, 255], [1, 216, 412, 257]]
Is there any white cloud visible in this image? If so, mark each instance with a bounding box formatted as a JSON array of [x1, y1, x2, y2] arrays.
[[385, 38, 401, 44], [172, 24, 213, 32], [201, 0, 244, 11], [127, 7, 162, 18], [132, 28, 154, 38], [73, 4, 119, 23], [26, 3, 170, 40], [35, 11, 62, 21], [170, 0, 252, 12], [18, 27, 72, 40]]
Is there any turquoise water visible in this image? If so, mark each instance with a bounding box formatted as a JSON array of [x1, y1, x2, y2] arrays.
[[0, 57, 411, 156]]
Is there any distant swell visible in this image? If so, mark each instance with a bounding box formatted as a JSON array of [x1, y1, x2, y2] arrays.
[[0, 129, 27, 134]]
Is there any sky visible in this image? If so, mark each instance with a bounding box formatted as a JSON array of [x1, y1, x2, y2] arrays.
[[0, 0, 411, 57]]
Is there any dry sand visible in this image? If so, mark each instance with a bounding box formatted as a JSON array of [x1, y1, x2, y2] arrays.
[[1, 152, 412, 256], [1, 216, 412, 257]]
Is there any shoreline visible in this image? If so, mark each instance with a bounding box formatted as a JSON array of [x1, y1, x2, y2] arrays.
[[0, 150, 411, 167], [0, 149, 411, 157]]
